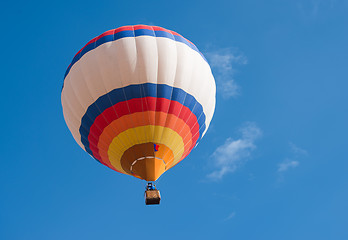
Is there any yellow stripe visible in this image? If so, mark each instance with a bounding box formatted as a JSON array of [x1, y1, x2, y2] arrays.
[[107, 125, 185, 174]]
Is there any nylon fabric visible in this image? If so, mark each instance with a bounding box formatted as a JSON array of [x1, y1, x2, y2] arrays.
[[61, 25, 216, 181], [108, 126, 184, 173], [97, 111, 193, 168]]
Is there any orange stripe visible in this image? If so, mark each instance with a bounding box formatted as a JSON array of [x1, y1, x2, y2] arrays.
[[97, 111, 193, 168]]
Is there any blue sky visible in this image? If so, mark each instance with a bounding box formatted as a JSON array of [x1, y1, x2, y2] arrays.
[[1, 0, 348, 239]]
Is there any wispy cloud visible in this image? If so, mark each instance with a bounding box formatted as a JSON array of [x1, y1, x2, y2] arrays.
[[224, 211, 236, 221], [289, 142, 308, 156], [277, 143, 307, 176], [205, 48, 247, 99], [277, 159, 299, 172], [207, 122, 262, 181], [297, 0, 344, 20]]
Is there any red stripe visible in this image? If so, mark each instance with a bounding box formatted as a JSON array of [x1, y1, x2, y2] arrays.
[[133, 25, 154, 30], [71, 25, 195, 63], [114, 25, 134, 33], [73, 29, 115, 59], [151, 26, 168, 32], [88, 97, 200, 160], [94, 29, 115, 42]]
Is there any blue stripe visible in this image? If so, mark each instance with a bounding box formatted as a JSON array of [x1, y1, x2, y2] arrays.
[[154, 30, 175, 40], [80, 83, 206, 158], [135, 29, 155, 37], [63, 28, 206, 88]]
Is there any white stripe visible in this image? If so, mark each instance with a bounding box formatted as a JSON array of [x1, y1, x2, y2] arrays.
[[62, 36, 216, 151]]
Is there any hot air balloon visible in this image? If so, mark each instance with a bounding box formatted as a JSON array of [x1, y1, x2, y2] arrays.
[[61, 25, 216, 204]]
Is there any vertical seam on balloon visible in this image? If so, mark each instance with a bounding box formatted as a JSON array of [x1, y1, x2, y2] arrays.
[[72, 48, 127, 166], [116, 25, 147, 167], [108, 28, 144, 174], [141, 26, 157, 152], [64, 72, 104, 157], [132, 26, 154, 165], [155, 30, 178, 170], [201, 89, 216, 137], [167, 89, 215, 168], [170, 51, 205, 154], [61, 90, 86, 148], [174, 112, 204, 161], [62, 96, 105, 150], [109, 28, 142, 167], [79, 40, 127, 163], [171, 102, 200, 158], [92, 35, 134, 170], [149, 26, 158, 149], [76, 57, 129, 166], [163, 49, 212, 167], [148, 26, 158, 149], [150, 27, 163, 152], [62, 25, 208, 91], [159, 43, 196, 168], [168, 112, 208, 169], [107, 28, 143, 171], [169, 81, 212, 165], [64, 76, 121, 165], [62, 93, 107, 154], [195, 64, 216, 138]]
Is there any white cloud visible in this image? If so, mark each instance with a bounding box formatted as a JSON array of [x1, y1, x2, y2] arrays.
[[277, 159, 299, 172], [224, 211, 236, 221], [220, 79, 239, 99], [297, 0, 345, 20], [207, 122, 262, 181], [206, 48, 247, 99], [277, 143, 307, 176], [289, 142, 308, 156]]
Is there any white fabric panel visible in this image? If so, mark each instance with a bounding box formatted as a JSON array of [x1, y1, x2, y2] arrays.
[[202, 88, 216, 136], [63, 72, 92, 120], [62, 35, 216, 148], [153, 36, 178, 145], [93, 41, 125, 98], [133, 35, 159, 86], [130, 35, 159, 146], [172, 42, 194, 93], [173, 42, 216, 138], [93, 40, 141, 149], [155, 37, 177, 86], [61, 95, 84, 149]]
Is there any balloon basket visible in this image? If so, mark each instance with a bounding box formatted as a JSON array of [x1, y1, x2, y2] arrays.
[[145, 189, 161, 205]]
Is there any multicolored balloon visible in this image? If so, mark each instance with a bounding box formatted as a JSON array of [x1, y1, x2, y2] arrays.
[[61, 25, 216, 181]]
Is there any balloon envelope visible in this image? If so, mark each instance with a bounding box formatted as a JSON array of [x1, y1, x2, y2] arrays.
[[61, 25, 216, 181]]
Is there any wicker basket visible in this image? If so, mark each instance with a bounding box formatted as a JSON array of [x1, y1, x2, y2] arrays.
[[145, 190, 161, 205]]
